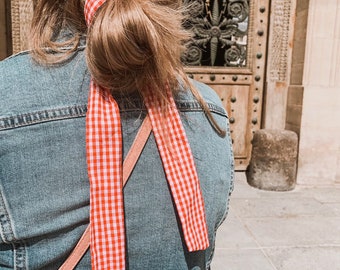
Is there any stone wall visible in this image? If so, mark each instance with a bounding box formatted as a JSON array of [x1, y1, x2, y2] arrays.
[[262, 0, 296, 129], [285, 0, 309, 136], [297, 0, 340, 185]]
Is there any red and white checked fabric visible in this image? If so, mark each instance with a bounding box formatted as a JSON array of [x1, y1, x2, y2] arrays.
[[86, 82, 126, 269], [85, 1, 209, 269], [143, 88, 210, 251], [84, 0, 106, 25]]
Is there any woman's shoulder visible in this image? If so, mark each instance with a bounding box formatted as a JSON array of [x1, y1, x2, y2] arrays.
[[0, 51, 31, 77], [176, 79, 227, 117], [193, 80, 224, 107], [0, 46, 86, 78], [0, 52, 37, 113], [0, 49, 89, 119]]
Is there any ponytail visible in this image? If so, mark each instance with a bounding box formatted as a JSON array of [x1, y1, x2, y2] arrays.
[[86, 0, 189, 102]]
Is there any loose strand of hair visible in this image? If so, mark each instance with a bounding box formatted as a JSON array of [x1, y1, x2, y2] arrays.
[[180, 72, 227, 137], [29, 0, 86, 65]]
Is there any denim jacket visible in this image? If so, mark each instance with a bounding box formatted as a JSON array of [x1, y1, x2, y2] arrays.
[[0, 47, 234, 269]]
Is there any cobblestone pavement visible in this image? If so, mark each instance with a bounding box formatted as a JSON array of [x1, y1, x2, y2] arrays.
[[211, 172, 340, 270]]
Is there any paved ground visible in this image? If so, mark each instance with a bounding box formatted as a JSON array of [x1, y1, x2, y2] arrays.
[[211, 172, 340, 270]]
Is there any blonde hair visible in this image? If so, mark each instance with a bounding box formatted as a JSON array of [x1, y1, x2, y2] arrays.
[[29, 0, 225, 136]]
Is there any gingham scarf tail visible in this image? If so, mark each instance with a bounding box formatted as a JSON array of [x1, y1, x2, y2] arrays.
[[143, 89, 210, 251], [87, 84, 210, 270], [86, 82, 126, 269]]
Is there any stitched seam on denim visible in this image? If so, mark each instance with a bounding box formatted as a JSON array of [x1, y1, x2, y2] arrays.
[[13, 243, 27, 270], [116, 100, 227, 117], [208, 120, 234, 267], [0, 185, 16, 244], [206, 246, 214, 269], [226, 118, 235, 195], [215, 119, 234, 230], [0, 105, 87, 131], [0, 101, 226, 131], [176, 101, 227, 117]]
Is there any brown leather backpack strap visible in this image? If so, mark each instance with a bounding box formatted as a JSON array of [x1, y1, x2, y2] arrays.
[[59, 226, 91, 270], [122, 116, 151, 185], [59, 115, 152, 270]]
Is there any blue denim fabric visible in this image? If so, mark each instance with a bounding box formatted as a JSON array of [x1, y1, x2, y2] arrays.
[[0, 48, 234, 269]]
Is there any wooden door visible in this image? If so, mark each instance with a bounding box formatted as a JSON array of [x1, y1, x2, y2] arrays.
[[183, 0, 269, 170]]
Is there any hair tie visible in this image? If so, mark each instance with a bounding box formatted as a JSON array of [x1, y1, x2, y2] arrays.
[[85, 1, 209, 269], [84, 0, 106, 25]]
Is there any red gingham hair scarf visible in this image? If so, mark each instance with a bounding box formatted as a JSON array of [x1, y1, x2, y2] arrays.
[[85, 1, 209, 269]]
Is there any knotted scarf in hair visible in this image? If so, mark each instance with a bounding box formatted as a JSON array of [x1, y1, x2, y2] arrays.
[[85, 1, 209, 269]]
